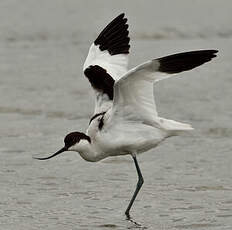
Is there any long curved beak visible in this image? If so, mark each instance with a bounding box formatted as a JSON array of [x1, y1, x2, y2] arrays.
[[34, 147, 67, 160]]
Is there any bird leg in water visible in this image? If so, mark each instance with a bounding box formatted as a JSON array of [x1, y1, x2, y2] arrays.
[[125, 154, 144, 217]]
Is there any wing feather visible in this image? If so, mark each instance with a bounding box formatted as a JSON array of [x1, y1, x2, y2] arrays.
[[112, 50, 218, 125], [83, 13, 130, 114]]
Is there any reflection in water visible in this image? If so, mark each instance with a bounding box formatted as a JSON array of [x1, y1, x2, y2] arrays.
[[126, 214, 148, 229], [97, 223, 118, 228]]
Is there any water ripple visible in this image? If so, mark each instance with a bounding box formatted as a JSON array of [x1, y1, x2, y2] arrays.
[[0, 106, 86, 120]]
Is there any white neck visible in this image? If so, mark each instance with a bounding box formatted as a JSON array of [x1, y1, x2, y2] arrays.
[[70, 139, 101, 162]]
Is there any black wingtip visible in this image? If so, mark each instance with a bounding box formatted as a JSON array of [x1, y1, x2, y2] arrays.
[[94, 13, 130, 55], [117, 13, 125, 18], [157, 49, 219, 74]]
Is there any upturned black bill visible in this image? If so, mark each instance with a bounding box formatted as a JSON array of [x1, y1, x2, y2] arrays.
[[34, 147, 67, 160]]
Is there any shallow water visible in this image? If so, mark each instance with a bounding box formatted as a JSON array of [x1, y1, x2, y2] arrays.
[[0, 1, 232, 229]]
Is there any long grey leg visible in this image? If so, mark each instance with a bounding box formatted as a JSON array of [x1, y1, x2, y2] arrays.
[[125, 154, 144, 218]]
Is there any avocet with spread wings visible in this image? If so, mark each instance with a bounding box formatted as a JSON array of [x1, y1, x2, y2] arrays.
[[35, 13, 218, 217]]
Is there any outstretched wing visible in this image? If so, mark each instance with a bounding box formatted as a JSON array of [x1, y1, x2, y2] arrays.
[[111, 50, 218, 126], [83, 13, 130, 114]]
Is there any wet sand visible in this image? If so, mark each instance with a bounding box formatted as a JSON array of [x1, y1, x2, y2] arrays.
[[0, 1, 232, 229]]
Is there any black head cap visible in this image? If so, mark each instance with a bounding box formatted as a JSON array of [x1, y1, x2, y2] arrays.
[[64, 132, 91, 148]]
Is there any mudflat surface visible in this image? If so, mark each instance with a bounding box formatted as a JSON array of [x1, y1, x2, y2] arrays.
[[0, 1, 232, 229]]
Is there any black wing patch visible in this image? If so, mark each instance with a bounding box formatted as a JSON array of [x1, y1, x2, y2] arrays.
[[157, 50, 218, 74], [98, 115, 105, 130], [84, 65, 115, 100], [94, 13, 130, 55], [89, 111, 106, 125]]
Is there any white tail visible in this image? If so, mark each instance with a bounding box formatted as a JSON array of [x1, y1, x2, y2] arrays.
[[158, 117, 193, 135]]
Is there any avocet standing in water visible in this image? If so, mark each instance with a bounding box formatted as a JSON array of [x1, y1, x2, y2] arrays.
[[35, 13, 218, 217]]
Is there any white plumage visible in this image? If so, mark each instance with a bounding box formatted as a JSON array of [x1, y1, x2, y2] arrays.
[[83, 43, 129, 113], [35, 13, 218, 217]]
